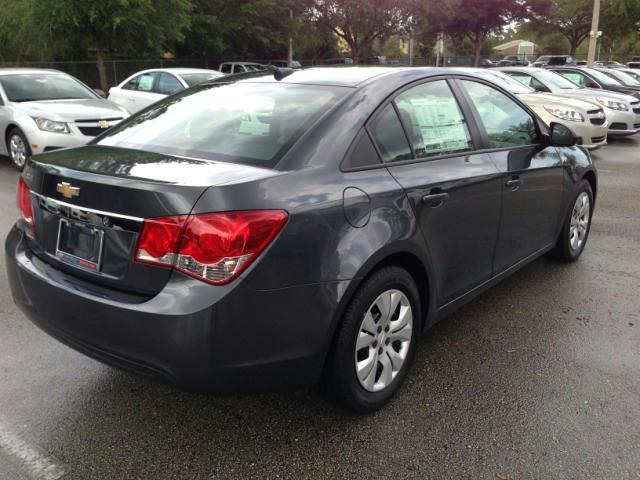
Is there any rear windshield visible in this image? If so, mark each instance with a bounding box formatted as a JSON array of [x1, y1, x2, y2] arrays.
[[584, 68, 622, 85], [0, 73, 96, 102], [470, 70, 533, 94], [97, 81, 347, 167]]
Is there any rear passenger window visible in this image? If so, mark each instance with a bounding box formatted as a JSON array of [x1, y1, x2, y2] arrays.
[[220, 64, 232, 74], [369, 104, 412, 162], [394, 80, 473, 158], [461, 80, 538, 148], [156, 73, 183, 95], [345, 131, 381, 168]]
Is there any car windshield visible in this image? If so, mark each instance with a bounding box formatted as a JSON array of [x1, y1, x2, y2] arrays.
[[606, 70, 640, 86], [622, 70, 640, 82], [584, 68, 622, 85], [180, 73, 223, 87], [0, 73, 96, 102], [96, 81, 346, 167], [470, 70, 533, 94], [535, 69, 580, 90]]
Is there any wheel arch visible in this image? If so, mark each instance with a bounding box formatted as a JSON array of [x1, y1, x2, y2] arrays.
[[319, 243, 438, 377]]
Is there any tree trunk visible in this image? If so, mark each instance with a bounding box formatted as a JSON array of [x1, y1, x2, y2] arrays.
[[474, 35, 482, 67], [350, 41, 360, 64], [95, 42, 109, 94]]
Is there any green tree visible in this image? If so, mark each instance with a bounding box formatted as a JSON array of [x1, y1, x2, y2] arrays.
[[6, 0, 192, 92], [310, 0, 410, 63]]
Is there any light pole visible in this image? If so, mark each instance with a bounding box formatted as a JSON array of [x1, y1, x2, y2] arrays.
[[586, 0, 601, 67]]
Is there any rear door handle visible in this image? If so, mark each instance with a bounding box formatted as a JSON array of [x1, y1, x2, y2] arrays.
[[505, 176, 522, 190], [422, 192, 449, 207]]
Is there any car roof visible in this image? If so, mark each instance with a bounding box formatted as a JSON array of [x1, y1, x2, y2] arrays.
[[0, 68, 66, 76], [215, 66, 449, 88]]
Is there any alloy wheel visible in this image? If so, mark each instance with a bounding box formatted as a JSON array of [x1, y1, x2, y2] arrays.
[[354, 289, 413, 392], [569, 192, 590, 252], [9, 134, 27, 169]]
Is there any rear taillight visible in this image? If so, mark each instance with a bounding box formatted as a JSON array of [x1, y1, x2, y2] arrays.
[[134, 210, 287, 285], [17, 177, 35, 231]]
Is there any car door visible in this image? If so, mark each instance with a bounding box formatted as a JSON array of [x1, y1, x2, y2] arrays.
[[368, 78, 503, 304], [457, 79, 564, 273], [114, 72, 162, 113]]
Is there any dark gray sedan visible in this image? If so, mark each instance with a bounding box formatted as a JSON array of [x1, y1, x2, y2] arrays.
[[6, 67, 596, 412]]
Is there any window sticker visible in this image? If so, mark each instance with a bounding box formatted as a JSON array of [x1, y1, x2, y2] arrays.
[[408, 96, 470, 155], [138, 75, 154, 92]]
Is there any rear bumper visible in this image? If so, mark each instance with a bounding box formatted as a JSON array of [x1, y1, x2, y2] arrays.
[[5, 226, 345, 392]]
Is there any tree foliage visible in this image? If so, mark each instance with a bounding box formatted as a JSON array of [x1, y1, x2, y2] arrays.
[[310, 0, 410, 63]]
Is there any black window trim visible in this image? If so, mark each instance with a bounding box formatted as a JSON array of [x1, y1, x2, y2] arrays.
[[341, 73, 550, 173], [359, 75, 484, 170]]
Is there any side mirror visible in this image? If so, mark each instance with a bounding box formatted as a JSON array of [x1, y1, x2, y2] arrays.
[[585, 81, 600, 89], [94, 88, 106, 98], [549, 122, 578, 147]]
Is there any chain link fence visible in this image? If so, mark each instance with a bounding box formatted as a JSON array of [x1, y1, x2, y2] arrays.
[[0, 55, 500, 89]]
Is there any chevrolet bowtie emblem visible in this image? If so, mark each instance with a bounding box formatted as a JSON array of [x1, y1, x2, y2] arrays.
[[97, 120, 110, 129], [56, 182, 80, 199]]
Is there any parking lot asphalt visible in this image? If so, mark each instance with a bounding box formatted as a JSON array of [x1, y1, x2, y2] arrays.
[[1, 138, 639, 480]]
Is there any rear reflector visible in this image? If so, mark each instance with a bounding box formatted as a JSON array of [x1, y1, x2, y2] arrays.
[[134, 210, 287, 285], [17, 177, 35, 232]]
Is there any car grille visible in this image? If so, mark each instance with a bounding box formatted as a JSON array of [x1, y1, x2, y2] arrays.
[[634, 108, 640, 114], [591, 136, 606, 144], [78, 127, 108, 137], [635, 123, 640, 129], [609, 122, 627, 130], [75, 117, 124, 137], [586, 108, 606, 125]]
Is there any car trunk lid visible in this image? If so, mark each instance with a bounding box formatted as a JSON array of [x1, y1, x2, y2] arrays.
[[22, 145, 277, 296]]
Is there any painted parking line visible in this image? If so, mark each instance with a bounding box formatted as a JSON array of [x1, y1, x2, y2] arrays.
[[0, 421, 66, 480]]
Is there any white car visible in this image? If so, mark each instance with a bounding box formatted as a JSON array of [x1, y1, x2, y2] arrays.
[[108, 68, 224, 113], [0, 68, 129, 170]]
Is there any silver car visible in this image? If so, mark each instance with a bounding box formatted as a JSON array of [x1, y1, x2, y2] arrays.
[[498, 67, 640, 137], [0, 69, 129, 170]]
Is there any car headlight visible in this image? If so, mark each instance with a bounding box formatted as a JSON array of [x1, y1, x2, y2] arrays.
[[33, 118, 70, 134], [543, 105, 584, 122], [596, 98, 629, 111]]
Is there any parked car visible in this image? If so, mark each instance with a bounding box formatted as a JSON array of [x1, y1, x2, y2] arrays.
[[108, 68, 224, 113], [627, 56, 640, 69], [548, 66, 640, 99], [533, 55, 574, 67], [617, 68, 640, 82], [593, 60, 624, 68], [596, 67, 640, 88], [496, 55, 529, 67], [465, 68, 608, 149], [218, 62, 268, 74], [7, 67, 597, 412], [498, 66, 640, 137], [366, 56, 387, 65], [0, 68, 129, 170]]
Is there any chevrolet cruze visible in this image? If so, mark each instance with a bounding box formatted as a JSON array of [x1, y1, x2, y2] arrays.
[[6, 68, 597, 412], [0, 69, 129, 170]]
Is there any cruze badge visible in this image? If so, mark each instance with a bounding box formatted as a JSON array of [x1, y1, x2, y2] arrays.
[[97, 120, 110, 129], [56, 182, 80, 199]]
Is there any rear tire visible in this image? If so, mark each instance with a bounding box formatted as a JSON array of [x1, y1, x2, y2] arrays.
[[6, 128, 31, 171], [550, 180, 594, 262], [323, 266, 421, 413]]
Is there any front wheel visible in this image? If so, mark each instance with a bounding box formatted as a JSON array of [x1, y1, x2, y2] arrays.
[[6, 128, 31, 171], [323, 266, 421, 413], [551, 180, 594, 261]]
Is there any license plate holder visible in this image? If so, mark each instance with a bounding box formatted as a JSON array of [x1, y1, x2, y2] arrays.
[[55, 218, 105, 271]]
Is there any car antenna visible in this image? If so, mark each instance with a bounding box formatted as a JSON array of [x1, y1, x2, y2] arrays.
[[273, 67, 294, 81]]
